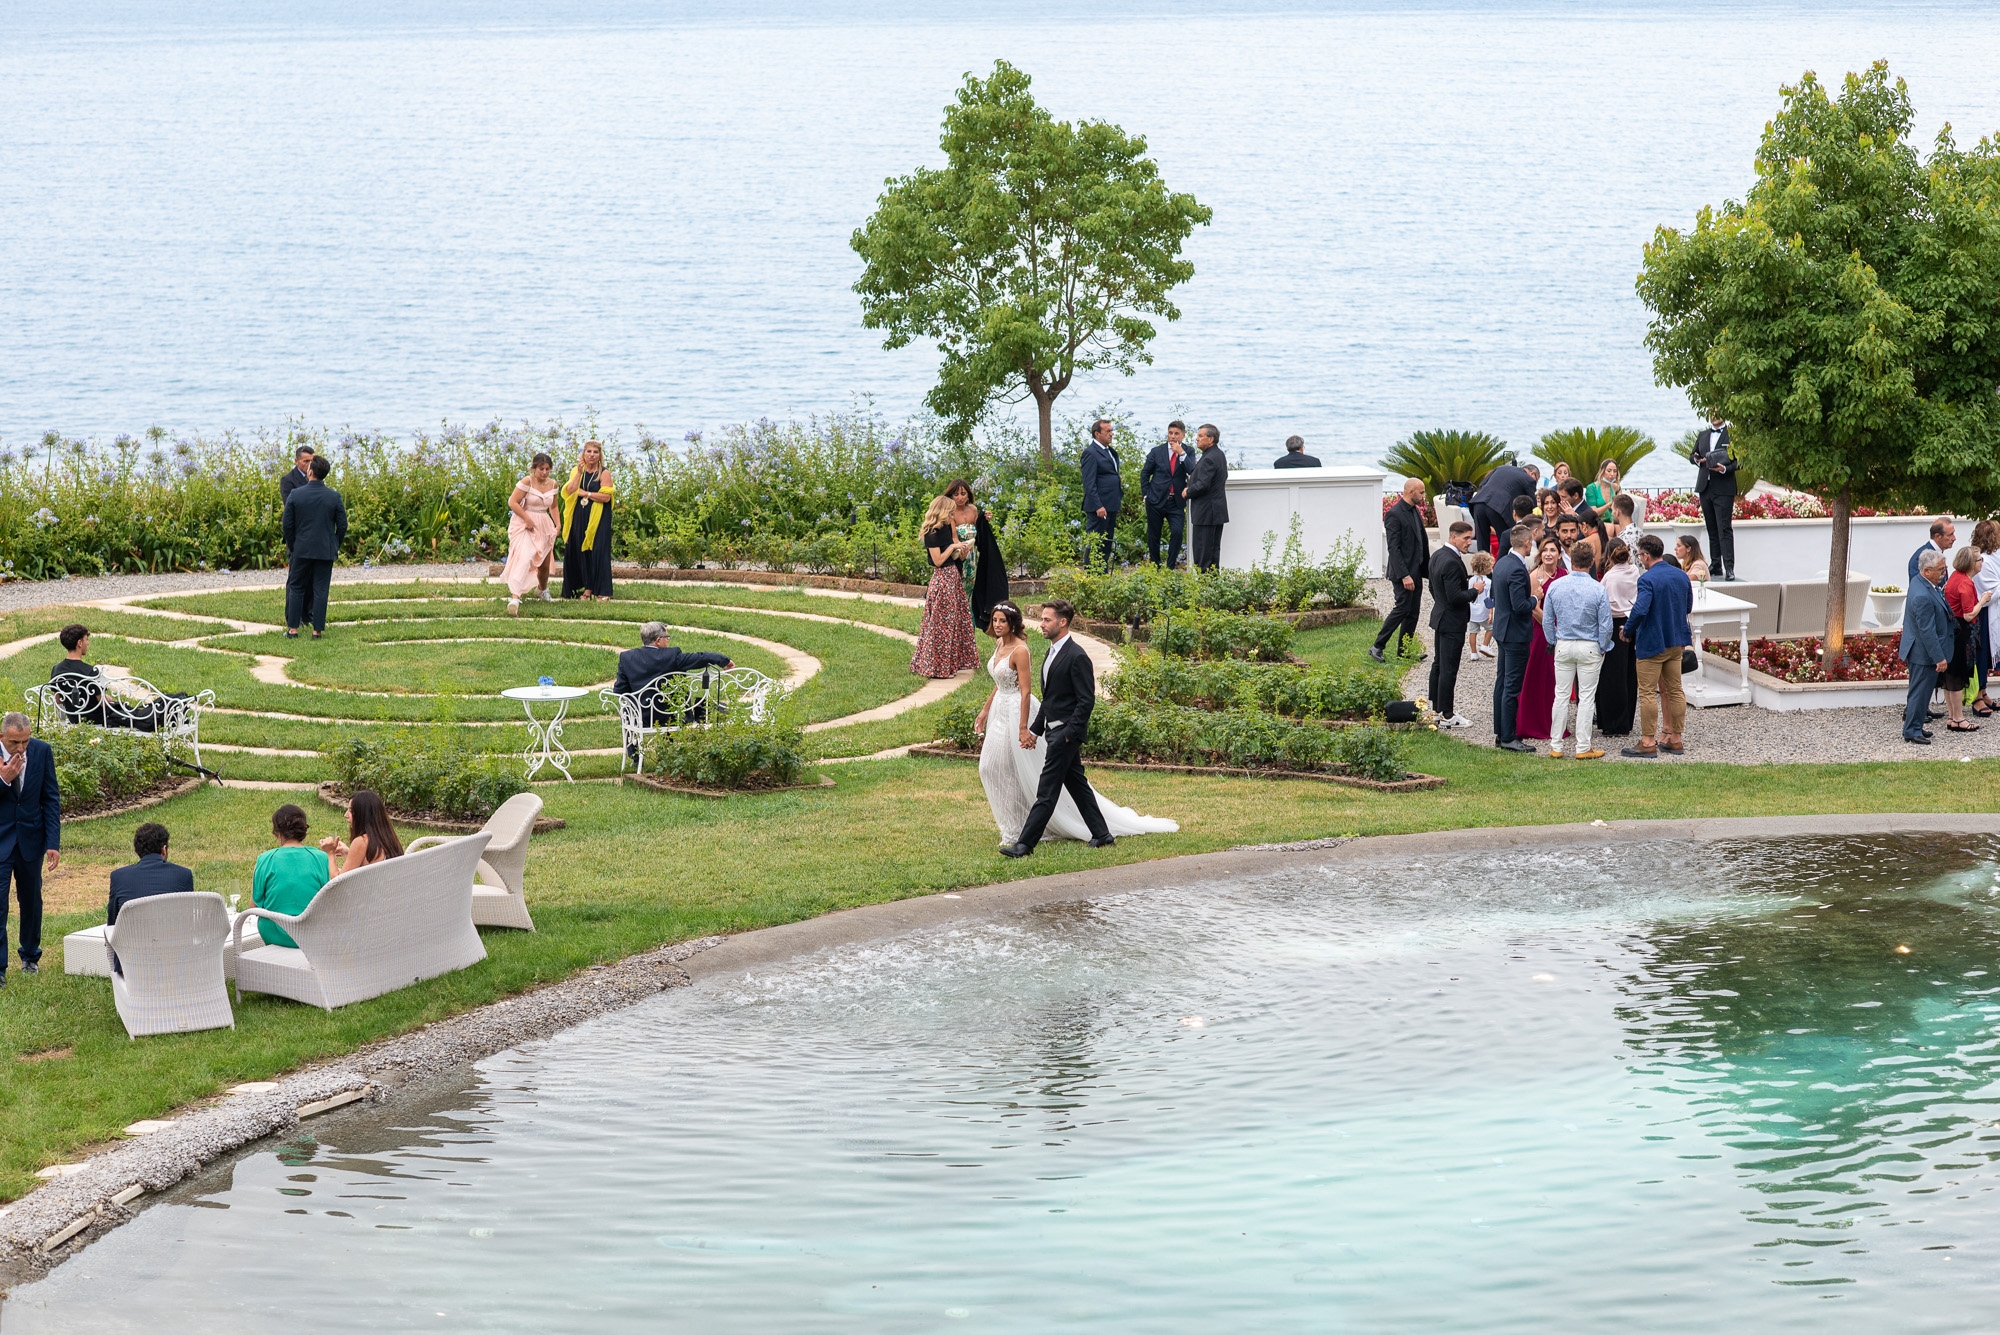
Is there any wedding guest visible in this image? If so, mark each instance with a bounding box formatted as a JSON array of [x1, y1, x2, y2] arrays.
[[1426, 521, 1479, 728], [1467, 551, 1496, 658], [1585, 460, 1621, 511], [502, 452, 561, 615], [1909, 517, 1957, 585], [49, 623, 107, 725], [1559, 478, 1599, 527], [1942, 545, 1988, 733], [1468, 459, 1535, 555], [1676, 535, 1710, 583], [1608, 492, 1641, 543], [1596, 541, 1640, 737], [1272, 435, 1321, 469], [1554, 515, 1585, 568], [1140, 421, 1194, 568], [1372, 477, 1430, 663], [1542, 536, 1615, 759], [944, 479, 1010, 629], [560, 439, 616, 600], [0, 712, 60, 986], [103, 822, 194, 976], [281, 454, 346, 639], [1550, 462, 1573, 487], [1972, 519, 2000, 716], [1511, 494, 1539, 542], [1080, 418, 1123, 571], [1490, 526, 1537, 752], [1515, 536, 1565, 742], [615, 623, 732, 693], [1185, 424, 1229, 572], [911, 493, 980, 678], [279, 445, 315, 504], [1620, 534, 1693, 758], [1901, 550, 1952, 745], [252, 804, 331, 948], [1538, 489, 1562, 527], [320, 789, 403, 875]]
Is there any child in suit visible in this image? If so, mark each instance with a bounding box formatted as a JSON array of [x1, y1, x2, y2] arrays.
[[1468, 551, 1495, 658]]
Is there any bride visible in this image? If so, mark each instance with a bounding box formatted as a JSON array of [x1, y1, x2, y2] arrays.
[[974, 603, 1178, 845]]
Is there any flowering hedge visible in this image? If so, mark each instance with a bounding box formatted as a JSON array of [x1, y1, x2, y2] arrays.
[[1703, 635, 1908, 683], [1641, 489, 1916, 524]]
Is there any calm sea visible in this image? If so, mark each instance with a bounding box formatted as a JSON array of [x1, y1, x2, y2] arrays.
[[3, 1, 1998, 485]]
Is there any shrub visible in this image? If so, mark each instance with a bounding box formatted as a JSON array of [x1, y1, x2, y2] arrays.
[[1044, 519, 1366, 623], [1147, 609, 1295, 662], [1378, 429, 1512, 499], [48, 725, 174, 809], [1084, 702, 1335, 770], [1107, 652, 1400, 719], [936, 698, 981, 750], [1327, 722, 1413, 783], [644, 712, 810, 790], [329, 727, 529, 820]]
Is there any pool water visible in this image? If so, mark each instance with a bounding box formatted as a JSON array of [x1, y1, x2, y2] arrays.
[[9, 835, 2000, 1332]]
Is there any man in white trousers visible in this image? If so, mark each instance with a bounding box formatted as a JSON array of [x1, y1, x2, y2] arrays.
[[1540, 548, 1616, 759]]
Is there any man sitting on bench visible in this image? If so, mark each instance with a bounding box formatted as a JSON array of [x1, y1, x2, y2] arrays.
[[613, 622, 733, 761], [50, 624, 178, 732]]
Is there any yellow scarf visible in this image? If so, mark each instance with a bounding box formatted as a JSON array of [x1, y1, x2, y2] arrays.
[[560, 467, 614, 550]]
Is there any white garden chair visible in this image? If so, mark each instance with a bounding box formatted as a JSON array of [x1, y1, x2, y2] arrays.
[[600, 666, 782, 774], [230, 834, 490, 1010], [405, 792, 541, 931], [23, 672, 216, 766], [104, 892, 235, 1038]]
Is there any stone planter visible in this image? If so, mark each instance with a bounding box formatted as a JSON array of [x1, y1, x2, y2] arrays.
[[1866, 590, 1906, 629], [1696, 650, 1913, 713], [1652, 513, 1961, 586]]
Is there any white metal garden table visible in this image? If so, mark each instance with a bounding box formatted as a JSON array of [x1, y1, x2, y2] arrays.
[[501, 683, 592, 781]]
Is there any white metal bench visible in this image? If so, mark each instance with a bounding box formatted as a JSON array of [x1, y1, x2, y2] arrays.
[[24, 671, 215, 767], [599, 666, 782, 774]]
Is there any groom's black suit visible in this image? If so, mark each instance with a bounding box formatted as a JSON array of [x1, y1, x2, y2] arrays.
[[1014, 634, 1112, 850]]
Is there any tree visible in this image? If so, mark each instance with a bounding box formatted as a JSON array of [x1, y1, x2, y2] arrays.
[[852, 61, 1211, 465], [1637, 61, 2000, 671]]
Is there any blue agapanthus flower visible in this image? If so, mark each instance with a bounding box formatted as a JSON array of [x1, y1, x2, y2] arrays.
[[537, 675, 555, 687]]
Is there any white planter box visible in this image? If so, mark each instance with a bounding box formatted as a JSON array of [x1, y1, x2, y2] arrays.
[[1697, 649, 1914, 712], [1657, 513, 1963, 587], [1219, 467, 1388, 575]]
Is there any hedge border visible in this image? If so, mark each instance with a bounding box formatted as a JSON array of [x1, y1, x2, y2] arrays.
[[906, 744, 1446, 792], [316, 782, 568, 833], [1070, 604, 1378, 643]]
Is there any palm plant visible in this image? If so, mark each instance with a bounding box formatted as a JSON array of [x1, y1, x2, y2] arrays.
[[1377, 429, 1512, 498], [1534, 427, 1655, 486]]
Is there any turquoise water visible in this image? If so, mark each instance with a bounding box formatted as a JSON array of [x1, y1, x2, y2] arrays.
[[5, 3, 2000, 479], [8, 834, 2000, 1331]]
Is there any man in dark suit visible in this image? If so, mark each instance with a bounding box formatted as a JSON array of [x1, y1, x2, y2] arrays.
[[0, 713, 61, 985], [1272, 435, 1321, 469], [614, 622, 734, 760], [281, 454, 348, 638], [1426, 521, 1480, 725], [1489, 526, 1538, 752], [1908, 517, 1956, 585], [1080, 418, 1123, 571], [1691, 413, 1737, 579], [1185, 424, 1229, 572], [1000, 599, 1113, 858], [278, 445, 315, 504], [1139, 420, 1194, 568], [104, 822, 195, 976], [1469, 461, 1536, 555], [1372, 477, 1431, 662], [1901, 550, 1953, 745]]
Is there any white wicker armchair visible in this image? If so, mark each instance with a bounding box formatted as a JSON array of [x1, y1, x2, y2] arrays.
[[105, 892, 235, 1038], [405, 792, 541, 931], [24, 671, 215, 766], [599, 666, 782, 773], [231, 833, 490, 1010]]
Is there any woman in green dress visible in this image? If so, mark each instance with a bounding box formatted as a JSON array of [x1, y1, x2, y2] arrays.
[[251, 803, 331, 948], [560, 439, 616, 600], [1584, 459, 1621, 511]]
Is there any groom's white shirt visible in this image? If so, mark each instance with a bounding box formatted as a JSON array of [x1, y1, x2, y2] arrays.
[[1042, 632, 1070, 687]]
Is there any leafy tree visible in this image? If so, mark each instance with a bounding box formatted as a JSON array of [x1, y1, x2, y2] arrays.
[[1377, 429, 1511, 498], [852, 61, 1212, 465], [1638, 62, 2000, 669]]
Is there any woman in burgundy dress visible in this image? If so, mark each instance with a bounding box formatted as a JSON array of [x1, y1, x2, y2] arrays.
[[1514, 536, 1565, 741], [910, 493, 980, 678]]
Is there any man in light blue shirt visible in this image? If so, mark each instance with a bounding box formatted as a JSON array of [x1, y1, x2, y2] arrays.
[[1542, 560, 1616, 759]]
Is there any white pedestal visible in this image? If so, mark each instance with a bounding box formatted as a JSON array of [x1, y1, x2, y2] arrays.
[[1216, 466, 1389, 575]]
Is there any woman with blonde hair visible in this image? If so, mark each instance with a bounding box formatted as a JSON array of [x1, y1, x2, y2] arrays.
[[560, 439, 615, 600], [909, 491, 980, 677]]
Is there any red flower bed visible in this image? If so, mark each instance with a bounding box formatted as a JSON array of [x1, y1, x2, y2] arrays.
[[1702, 634, 1908, 683]]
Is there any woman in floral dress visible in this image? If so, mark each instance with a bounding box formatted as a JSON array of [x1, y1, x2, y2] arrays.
[[910, 492, 980, 678]]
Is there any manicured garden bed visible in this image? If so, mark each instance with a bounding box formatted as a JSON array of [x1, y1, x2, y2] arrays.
[[1703, 634, 1908, 683], [623, 772, 836, 799], [908, 743, 1444, 791]]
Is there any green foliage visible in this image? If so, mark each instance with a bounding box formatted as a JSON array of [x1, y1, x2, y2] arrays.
[[1534, 427, 1656, 486], [1146, 610, 1295, 662], [852, 60, 1212, 461], [1085, 702, 1335, 770], [48, 725, 174, 810], [1327, 722, 1414, 784], [644, 712, 810, 791], [329, 727, 529, 820], [1107, 651, 1400, 720], [1045, 522, 1368, 623], [1378, 429, 1512, 496], [936, 698, 982, 750]]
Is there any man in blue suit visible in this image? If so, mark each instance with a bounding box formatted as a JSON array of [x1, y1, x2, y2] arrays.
[[1139, 420, 1194, 568], [1081, 418, 1123, 571], [0, 712, 62, 985], [105, 822, 195, 976], [1901, 550, 1953, 745], [1908, 517, 1956, 586], [1489, 525, 1538, 752]]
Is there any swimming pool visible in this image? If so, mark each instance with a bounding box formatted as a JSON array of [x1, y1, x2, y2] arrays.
[[8, 833, 2000, 1331]]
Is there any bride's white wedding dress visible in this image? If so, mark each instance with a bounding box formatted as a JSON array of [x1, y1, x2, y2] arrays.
[[978, 648, 1179, 844]]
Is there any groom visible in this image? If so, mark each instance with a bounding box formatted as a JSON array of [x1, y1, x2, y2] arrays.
[[1000, 599, 1114, 858]]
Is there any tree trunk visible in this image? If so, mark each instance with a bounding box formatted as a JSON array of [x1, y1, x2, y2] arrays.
[[1036, 391, 1055, 468], [1822, 488, 1852, 676]]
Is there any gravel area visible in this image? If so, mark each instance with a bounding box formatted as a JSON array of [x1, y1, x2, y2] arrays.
[[1374, 577, 2000, 765], [0, 934, 717, 1287], [0, 561, 488, 613]]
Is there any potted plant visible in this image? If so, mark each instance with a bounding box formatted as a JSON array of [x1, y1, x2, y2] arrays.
[[1867, 583, 1905, 629]]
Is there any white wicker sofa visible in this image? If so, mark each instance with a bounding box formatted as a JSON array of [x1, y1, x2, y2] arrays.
[[405, 792, 541, 931], [24, 670, 215, 766], [230, 833, 490, 1010], [600, 666, 782, 773]]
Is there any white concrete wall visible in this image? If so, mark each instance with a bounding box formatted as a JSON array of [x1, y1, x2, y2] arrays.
[[1654, 514, 1963, 588], [1217, 466, 1388, 575]]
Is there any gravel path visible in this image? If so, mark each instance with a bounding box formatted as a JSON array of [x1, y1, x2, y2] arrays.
[[0, 561, 484, 613], [1371, 577, 2000, 765]]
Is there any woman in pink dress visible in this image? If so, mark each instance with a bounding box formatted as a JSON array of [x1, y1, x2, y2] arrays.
[[502, 452, 561, 616], [1514, 536, 1564, 741]]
